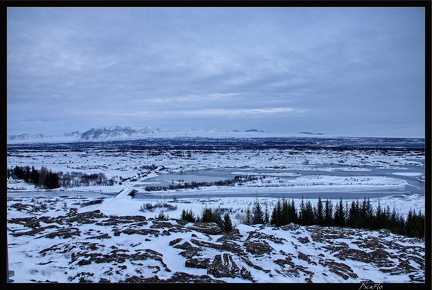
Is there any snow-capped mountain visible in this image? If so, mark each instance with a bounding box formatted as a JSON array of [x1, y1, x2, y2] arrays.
[[7, 126, 321, 144], [7, 131, 82, 143], [79, 126, 163, 140], [7, 133, 47, 142]]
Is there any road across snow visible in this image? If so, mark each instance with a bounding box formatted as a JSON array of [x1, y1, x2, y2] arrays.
[[114, 183, 134, 199]]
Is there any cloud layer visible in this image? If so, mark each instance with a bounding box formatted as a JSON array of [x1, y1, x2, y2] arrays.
[[7, 7, 425, 137]]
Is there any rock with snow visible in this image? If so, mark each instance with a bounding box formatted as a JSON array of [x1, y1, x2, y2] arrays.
[[7, 194, 425, 283]]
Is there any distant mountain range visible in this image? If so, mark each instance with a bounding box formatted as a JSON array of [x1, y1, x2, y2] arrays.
[[7, 126, 328, 144]]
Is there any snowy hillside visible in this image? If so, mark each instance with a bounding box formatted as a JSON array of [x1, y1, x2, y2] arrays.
[[7, 191, 425, 283]]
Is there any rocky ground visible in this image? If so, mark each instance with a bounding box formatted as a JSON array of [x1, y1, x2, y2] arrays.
[[7, 196, 425, 283]]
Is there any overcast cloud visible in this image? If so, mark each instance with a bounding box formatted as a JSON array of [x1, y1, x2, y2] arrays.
[[7, 7, 425, 137]]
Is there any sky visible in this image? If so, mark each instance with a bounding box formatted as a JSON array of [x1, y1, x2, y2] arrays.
[[7, 7, 426, 137]]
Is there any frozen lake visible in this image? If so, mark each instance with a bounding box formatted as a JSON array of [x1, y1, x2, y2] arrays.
[[135, 163, 424, 199]]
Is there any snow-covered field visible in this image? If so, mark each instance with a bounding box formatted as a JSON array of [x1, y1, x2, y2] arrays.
[[7, 141, 425, 213], [6, 138, 426, 283]]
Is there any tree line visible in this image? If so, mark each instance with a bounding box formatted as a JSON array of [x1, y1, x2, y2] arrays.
[[179, 197, 424, 238], [265, 197, 423, 238], [8, 165, 114, 189], [8, 165, 60, 189]]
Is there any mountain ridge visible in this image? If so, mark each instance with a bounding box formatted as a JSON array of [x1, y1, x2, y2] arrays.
[[7, 126, 425, 145], [7, 126, 329, 144]]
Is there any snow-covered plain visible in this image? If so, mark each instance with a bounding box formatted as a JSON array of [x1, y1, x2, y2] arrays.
[[6, 136, 426, 283]]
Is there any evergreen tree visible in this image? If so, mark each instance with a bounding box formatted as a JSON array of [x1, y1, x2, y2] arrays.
[[366, 198, 374, 228], [24, 166, 30, 182], [289, 199, 297, 224], [360, 197, 373, 229], [347, 200, 358, 228], [303, 200, 315, 225], [271, 199, 283, 226], [345, 200, 350, 225], [30, 166, 40, 185], [315, 196, 324, 226], [264, 203, 270, 225], [222, 213, 233, 232], [405, 209, 424, 238], [244, 207, 252, 225], [324, 199, 333, 226], [333, 197, 345, 227], [389, 206, 401, 233], [39, 166, 48, 187], [14, 165, 26, 179], [373, 201, 383, 229], [360, 197, 367, 221], [353, 199, 363, 228], [45, 170, 60, 189], [201, 207, 215, 223], [281, 198, 289, 225], [252, 198, 265, 224], [180, 209, 196, 222], [383, 205, 391, 229], [298, 197, 305, 225]]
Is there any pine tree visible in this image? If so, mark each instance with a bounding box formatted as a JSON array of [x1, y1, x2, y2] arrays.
[[13, 165, 24, 180], [45, 170, 60, 189], [347, 200, 358, 228], [324, 199, 333, 226], [252, 198, 265, 224], [374, 201, 383, 229], [389, 206, 400, 232], [405, 209, 424, 238], [289, 199, 297, 224], [360, 197, 373, 229], [39, 166, 48, 187], [298, 197, 305, 225], [333, 197, 345, 227], [24, 166, 30, 182], [30, 166, 40, 185], [181, 209, 196, 222], [201, 207, 214, 223], [353, 199, 363, 228], [303, 200, 315, 225], [281, 198, 289, 225], [315, 196, 324, 226], [383, 205, 391, 230], [271, 199, 283, 226], [244, 207, 252, 225], [264, 203, 270, 225], [222, 213, 233, 232]]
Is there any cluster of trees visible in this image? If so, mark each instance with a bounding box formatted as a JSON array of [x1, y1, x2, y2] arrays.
[[145, 175, 260, 192], [262, 197, 423, 238], [60, 172, 114, 188], [8, 165, 115, 189], [179, 197, 424, 238], [180, 207, 233, 232], [8, 165, 60, 189], [140, 201, 178, 212]]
